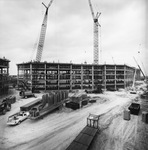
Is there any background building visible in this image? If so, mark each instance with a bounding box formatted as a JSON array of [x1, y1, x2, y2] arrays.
[[0, 57, 10, 95], [17, 62, 140, 91]]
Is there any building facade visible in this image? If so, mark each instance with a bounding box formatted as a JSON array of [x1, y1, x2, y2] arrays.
[[0, 58, 10, 95], [17, 62, 140, 91]]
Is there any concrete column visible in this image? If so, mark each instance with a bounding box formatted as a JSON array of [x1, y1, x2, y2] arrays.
[[70, 64, 72, 91], [92, 65, 94, 90], [81, 65, 83, 89], [104, 65, 106, 90], [17, 65, 19, 87], [45, 63, 46, 92], [58, 64, 60, 90], [124, 65, 126, 88], [7, 66, 9, 75], [115, 65, 117, 90], [30, 63, 32, 91]]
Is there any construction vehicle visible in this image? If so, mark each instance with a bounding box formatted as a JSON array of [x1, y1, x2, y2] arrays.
[[29, 91, 68, 119], [19, 90, 35, 99], [18, 79, 35, 98], [130, 68, 137, 94], [0, 100, 11, 115], [35, 0, 54, 62], [133, 57, 145, 80]]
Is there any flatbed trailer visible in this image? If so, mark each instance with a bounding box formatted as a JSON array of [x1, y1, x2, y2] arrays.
[[29, 91, 69, 119], [29, 99, 68, 119], [20, 98, 42, 111], [66, 114, 99, 150], [66, 126, 98, 150]]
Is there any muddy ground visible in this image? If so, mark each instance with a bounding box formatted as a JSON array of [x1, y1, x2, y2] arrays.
[[0, 82, 148, 150]]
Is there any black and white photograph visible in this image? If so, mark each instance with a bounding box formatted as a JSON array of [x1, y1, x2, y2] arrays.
[[0, 0, 148, 150]]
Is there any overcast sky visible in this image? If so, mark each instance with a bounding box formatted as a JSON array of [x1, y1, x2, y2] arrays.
[[0, 0, 147, 75]]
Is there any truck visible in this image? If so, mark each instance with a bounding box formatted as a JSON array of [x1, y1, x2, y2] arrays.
[[29, 91, 68, 119], [18, 79, 35, 98], [19, 90, 35, 98], [0, 100, 11, 115]]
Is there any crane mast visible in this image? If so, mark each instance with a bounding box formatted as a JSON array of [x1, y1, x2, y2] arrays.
[[88, 0, 101, 64], [36, 0, 54, 62]]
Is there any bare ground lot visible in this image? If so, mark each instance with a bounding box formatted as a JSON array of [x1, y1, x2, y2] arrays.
[[0, 86, 148, 150]]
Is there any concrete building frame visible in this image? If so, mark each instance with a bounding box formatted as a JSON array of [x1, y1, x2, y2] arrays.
[[17, 62, 140, 91]]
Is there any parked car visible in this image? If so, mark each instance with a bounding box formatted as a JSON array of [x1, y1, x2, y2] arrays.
[[7, 111, 29, 126]]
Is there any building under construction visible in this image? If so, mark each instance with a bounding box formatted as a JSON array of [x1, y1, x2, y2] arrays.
[[16, 1, 141, 92], [17, 62, 140, 91], [0, 57, 10, 95]]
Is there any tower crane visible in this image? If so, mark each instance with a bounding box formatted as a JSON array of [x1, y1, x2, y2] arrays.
[[88, 0, 101, 64], [36, 0, 54, 62]]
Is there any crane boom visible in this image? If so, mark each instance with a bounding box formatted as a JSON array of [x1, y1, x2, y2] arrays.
[[36, 0, 54, 62], [88, 0, 101, 64], [88, 0, 95, 19], [133, 57, 145, 80]]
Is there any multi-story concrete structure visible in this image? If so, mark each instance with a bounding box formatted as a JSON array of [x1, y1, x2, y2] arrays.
[[17, 62, 140, 91], [0, 57, 10, 95]]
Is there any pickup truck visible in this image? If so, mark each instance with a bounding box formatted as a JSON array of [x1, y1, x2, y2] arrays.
[[7, 111, 29, 126]]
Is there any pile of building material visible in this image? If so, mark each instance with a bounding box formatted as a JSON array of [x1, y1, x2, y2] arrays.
[[66, 91, 89, 110], [29, 90, 69, 119]]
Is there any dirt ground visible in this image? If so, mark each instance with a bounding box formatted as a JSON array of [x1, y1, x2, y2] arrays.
[[0, 82, 148, 150]]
